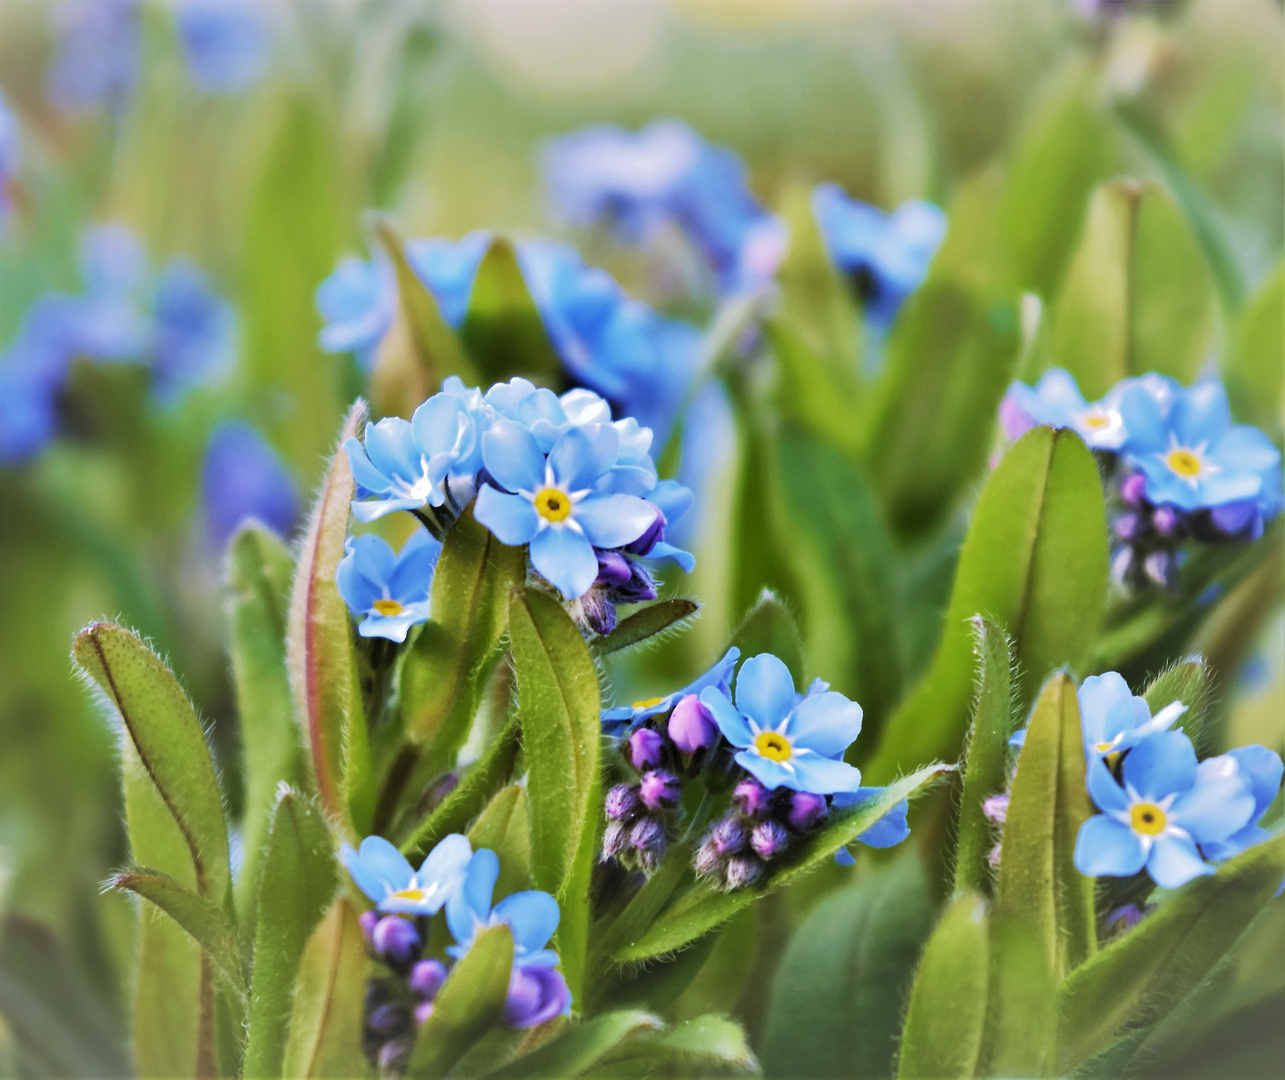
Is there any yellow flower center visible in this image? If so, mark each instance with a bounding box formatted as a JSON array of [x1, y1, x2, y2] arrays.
[[1083, 412, 1110, 429], [534, 487, 572, 523], [1166, 449, 1202, 478], [389, 887, 428, 902], [1095, 741, 1114, 753], [632, 696, 665, 709], [372, 599, 404, 616], [1130, 802, 1167, 836], [754, 731, 793, 762]]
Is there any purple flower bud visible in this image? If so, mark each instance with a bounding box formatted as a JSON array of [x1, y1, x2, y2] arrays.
[[602, 820, 629, 858], [724, 854, 764, 890], [409, 959, 448, 1001], [1113, 512, 1141, 541], [787, 792, 828, 832], [414, 1000, 435, 1025], [751, 820, 789, 860], [639, 770, 681, 811], [371, 916, 420, 967], [999, 393, 1036, 442], [579, 588, 618, 637], [627, 726, 664, 771], [378, 1038, 414, 1073], [1119, 472, 1148, 507], [1111, 544, 1139, 588], [982, 794, 1009, 824], [503, 965, 571, 1028], [668, 694, 718, 755], [1151, 506, 1180, 536], [709, 814, 746, 856], [1144, 549, 1177, 589], [605, 784, 642, 821], [1105, 904, 1145, 933], [614, 562, 658, 604], [638, 843, 665, 875], [624, 505, 665, 556], [630, 815, 667, 855], [367, 1002, 404, 1035], [693, 837, 724, 876], [987, 842, 1002, 868], [359, 909, 379, 944], [595, 550, 633, 587], [732, 778, 771, 818]]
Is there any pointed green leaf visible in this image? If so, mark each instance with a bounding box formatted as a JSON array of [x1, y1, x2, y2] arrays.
[[896, 892, 990, 1080], [227, 523, 303, 920], [768, 319, 863, 460], [614, 765, 951, 963], [281, 899, 368, 1080], [74, 623, 230, 904], [468, 784, 534, 899], [1057, 833, 1285, 1073], [727, 588, 804, 687], [593, 599, 700, 657], [954, 618, 1015, 896], [243, 791, 339, 1080], [286, 401, 370, 830], [996, 672, 1097, 978], [481, 1010, 663, 1080], [1225, 262, 1284, 429], [402, 506, 526, 754], [509, 588, 601, 1003], [866, 427, 1108, 784], [1142, 660, 1209, 748], [978, 912, 1056, 1078], [460, 236, 563, 385], [762, 856, 935, 1080], [612, 1014, 758, 1075], [409, 924, 514, 1080]]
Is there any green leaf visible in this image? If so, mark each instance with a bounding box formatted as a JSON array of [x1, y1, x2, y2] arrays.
[[286, 401, 370, 831], [402, 506, 526, 755], [1141, 660, 1209, 749], [610, 1014, 758, 1075], [593, 599, 700, 657], [995, 672, 1096, 978], [369, 217, 476, 419], [74, 623, 230, 904], [111, 872, 246, 1002], [226, 523, 303, 921], [953, 618, 1015, 896], [1225, 261, 1284, 430], [726, 588, 804, 687], [409, 924, 514, 1080], [978, 912, 1056, 1078], [481, 1010, 663, 1080], [866, 427, 1108, 784], [243, 791, 339, 1080], [1056, 833, 1285, 1074], [281, 898, 368, 1080], [401, 713, 522, 863], [509, 588, 602, 1004], [768, 319, 863, 460], [762, 856, 935, 1080], [896, 892, 990, 1080], [614, 765, 951, 964], [459, 236, 563, 385], [468, 784, 534, 898]]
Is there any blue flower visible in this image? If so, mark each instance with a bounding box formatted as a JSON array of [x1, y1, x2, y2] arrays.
[[1074, 730, 1257, 889], [336, 530, 441, 643], [342, 833, 474, 916], [47, 0, 141, 113], [811, 184, 946, 328], [1195, 745, 1284, 863], [831, 786, 912, 866], [1117, 379, 1283, 518], [73, 224, 153, 362], [474, 419, 659, 598], [700, 653, 865, 794], [175, 0, 272, 95], [151, 259, 236, 405], [0, 89, 20, 226], [1077, 672, 1186, 759], [0, 296, 80, 465], [1000, 369, 1132, 451], [406, 231, 492, 327], [201, 422, 299, 546], [316, 256, 395, 368], [601, 646, 740, 736], [344, 388, 490, 522]]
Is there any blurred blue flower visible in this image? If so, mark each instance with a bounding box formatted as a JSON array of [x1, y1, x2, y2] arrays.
[[47, 0, 140, 113], [1074, 730, 1256, 889], [201, 421, 299, 546], [175, 0, 272, 94], [812, 184, 946, 328], [1000, 369, 1131, 451], [336, 530, 441, 643], [0, 88, 20, 226], [0, 296, 81, 464], [700, 652, 865, 794], [74, 223, 152, 362], [601, 646, 740, 736], [406, 231, 491, 327], [316, 256, 395, 368], [1195, 745, 1284, 863], [474, 419, 658, 598], [1118, 379, 1283, 522], [151, 259, 236, 404], [342, 833, 474, 917]]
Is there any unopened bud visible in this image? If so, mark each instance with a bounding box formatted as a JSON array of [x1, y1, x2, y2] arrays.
[[1119, 472, 1148, 507], [709, 814, 746, 856], [732, 777, 771, 818], [639, 769, 681, 811], [668, 694, 718, 755], [409, 959, 448, 1001], [1144, 549, 1177, 589], [1113, 512, 1141, 541], [630, 815, 667, 854], [367, 1002, 405, 1036], [724, 854, 764, 890], [787, 792, 828, 832], [414, 1000, 435, 1025], [693, 837, 724, 877], [605, 784, 641, 821], [982, 794, 1009, 824], [602, 820, 629, 858], [628, 727, 664, 771], [371, 916, 420, 968], [378, 1037, 414, 1074], [987, 842, 1002, 868], [751, 820, 789, 860], [359, 909, 379, 944], [1151, 506, 1179, 536], [595, 550, 633, 587]]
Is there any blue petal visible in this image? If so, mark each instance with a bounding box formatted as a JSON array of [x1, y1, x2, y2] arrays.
[[1086, 756, 1130, 814], [475, 486, 540, 546], [419, 833, 475, 890], [644, 541, 696, 573], [700, 686, 753, 748], [548, 425, 617, 492], [839, 788, 910, 848], [734, 654, 796, 731], [784, 691, 863, 758], [833, 847, 857, 867], [1073, 815, 1145, 878], [1197, 469, 1261, 507], [1168, 772, 1255, 846], [493, 890, 561, 956], [344, 437, 395, 494], [1121, 730, 1197, 800], [447, 849, 499, 948], [358, 612, 421, 642], [1223, 745, 1285, 821], [1117, 384, 1168, 455], [732, 750, 798, 791], [389, 530, 441, 602], [1169, 381, 1230, 448], [1209, 425, 1281, 477], [342, 836, 413, 902], [529, 525, 599, 598], [1135, 456, 1201, 511], [1077, 672, 1136, 751], [351, 495, 430, 523], [364, 417, 419, 481], [573, 493, 656, 548], [482, 419, 545, 494], [1147, 833, 1214, 890], [788, 752, 864, 795]]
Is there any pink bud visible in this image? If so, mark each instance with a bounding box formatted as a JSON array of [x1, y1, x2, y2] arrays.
[[787, 792, 828, 832], [628, 727, 664, 771], [668, 694, 718, 755], [732, 778, 771, 818], [639, 770, 681, 811]]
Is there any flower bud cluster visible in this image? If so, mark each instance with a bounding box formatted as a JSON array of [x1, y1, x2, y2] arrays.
[[358, 914, 449, 1074], [693, 781, 830, 891]]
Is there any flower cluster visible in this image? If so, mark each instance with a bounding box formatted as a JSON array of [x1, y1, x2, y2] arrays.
[[1001, 370, 1283, 590], [1000, 672, 1283, 892], [343, 834, 571, 1073], [342, 376, 694, 611], [317, 234, 701, 444], [601, 651, 908, 891], [543, 119, 787, 296]]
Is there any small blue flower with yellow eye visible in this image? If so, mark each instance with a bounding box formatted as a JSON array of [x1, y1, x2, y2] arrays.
[[336, 530, 441, 642], [601, 647, 740, 737], [341, 833, 473, 916]]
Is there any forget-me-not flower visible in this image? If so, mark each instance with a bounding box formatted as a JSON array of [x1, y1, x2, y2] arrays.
[[336, 530, 441, 642], [0, 89, 20, 226], [342, 833, 474, 917], [1194, 745, 1284, 863], [1012, 670, 1186, 755], [812, 184, 946, 328], [700, 653, 865, 794], [1000, 369, 1132, 451], [0, 296, 81, 465], [151, 259, 236, 404], [601, 647, 740, 737], [1074, 730, 1256, 889], [47, 0, 141, 114], [175, 0, 272, 95], [201, 422, 299, 546], [316, 255, 395, 368], [73, 223, 153, 362]]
